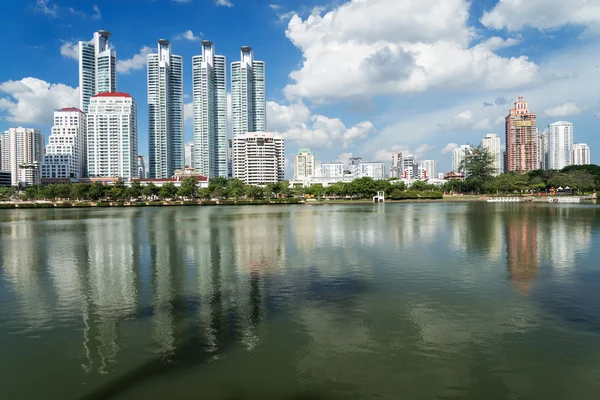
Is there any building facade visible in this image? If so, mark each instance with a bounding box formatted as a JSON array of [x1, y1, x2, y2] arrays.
[[79, 30, 116, 113], [547, 121, 573, 170], [147, 40, 183, 178], [481, 133, 501, 175], [137, 155, 146, 178], [231, 47, 266, 137], [452, 145, 471, 173], [418, 160, 436, 180], [318, 162, 345, 178], [572, 143, 591, 165], [87, 93, 138, 179], [0, 127, 44, 186], [294, 148, 316, 180], [539, 129, 548, 170], [505, 96, 537, 172], [184, 142, 195, 168], [192, 40, 227, 178], [233, 132, 284, 185], [351, 162, 385, 180], [42, 108, 86, 179], [0, 170, 10, 187]]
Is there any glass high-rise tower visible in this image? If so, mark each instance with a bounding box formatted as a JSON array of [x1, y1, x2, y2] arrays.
[[147, 40, 183, 178], [231, 47, 266, 137], [192, 41, 227, 178], [79, 30, 116, 113]]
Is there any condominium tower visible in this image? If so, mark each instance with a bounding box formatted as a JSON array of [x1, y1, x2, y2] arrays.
[[192, 40, 227, 177], [572, 143, 591, 165], [547, 121, 573, 170], [481, 133, 501, 175], [0, 127, 44, 186], [42, 108, 86, 179], [231, 46, 266, 137], [233, 132, 284, 185], [418, 160, 436, 179], [87, 92, 138, 179], [539, 129, 548, 170], [79, 30, 116, 113], [294, 148, 316, 179], [452, 145, 471, 173], [147, 40, 183, 178], [505, 96, 537, 172]]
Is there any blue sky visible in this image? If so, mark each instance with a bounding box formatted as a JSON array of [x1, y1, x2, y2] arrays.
[[1, 0, 599, 175]]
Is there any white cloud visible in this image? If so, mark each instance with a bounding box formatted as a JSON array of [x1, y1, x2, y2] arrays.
[[441, 110, 492, 130], [66, 7, 85, 17], [175, 30, 202, 41], [215, 0, 233, 7], [494, 116, 505, 126], [184, 102, 193, 122], [60, 41, 79, 60], [173, 0, 192, 3], [117, 46, 153, 74], [34, 0, 58, 17], [481, 0, 600, 35], [283, 0, 538, 103], [441, 143, 458, 154], [0, 78, 79, 125], [373, 145, 409, 162], [544, 102, 584, 117], [92, 5, 101, 20], [267, 100, 376, 149], [269, 4, 282, 10], [415, 144, 435, 154]]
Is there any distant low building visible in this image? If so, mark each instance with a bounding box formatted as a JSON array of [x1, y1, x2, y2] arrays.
[[444, 171, 465, 181], [18, 162, 41, 186]]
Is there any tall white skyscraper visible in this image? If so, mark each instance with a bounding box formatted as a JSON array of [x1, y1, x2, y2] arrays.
[[418, 160, 436, 179], [42, 108, 86, 179], [79, 30, 116, 113], [87, 92, 138, 179], [192, 40, 227, 178], [572, 143, 591, 165], [147, 40, 183, 178], [547, 121, 573, 170], [539, 129, 548, 170], [481, 133, 501, 175], [294, 148, 316, 179], [184, 142, 195, 168], [231, 46, 266, 137], [1, 127, 44, 186], [452, 145, 471, 173], [233, 132, 284, 185]]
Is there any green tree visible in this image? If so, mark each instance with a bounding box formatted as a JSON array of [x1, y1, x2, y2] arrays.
[[226, 178, 244, 199], [306, 184, 324, 197], [245, 185, 263, 199], [55, 183, 72, 200], [109, 183, 125, 200], [126, 181, 142, 200], [459, 145, 495, 194], [88, 182, 106, 201], [159, 182, 178, 200], [142, 182, 159, 199], [178, 177, 198, 199]]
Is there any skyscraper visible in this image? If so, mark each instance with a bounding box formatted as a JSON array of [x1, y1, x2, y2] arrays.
[[0, 127, 44, 186], [42, 108, 86, 179], [572, 143, 591, 165], [505, 96, 537, 173], [87, 92, 138, 179], [79, 30, 116, 113], [452, 145, 471, 173], [147, 40, 183, 178], [539, 129, 548, 170], [184, 142, 194, 168], [231, 46, 266, 137], [418, 160, 436, 179], [192, 40, 227, 178], [294, 148, 316, 179], [481, 133, 501, 175], [137, 155, 146, 178], [233, 132, 284, 185], [547, 121, 573, 170]]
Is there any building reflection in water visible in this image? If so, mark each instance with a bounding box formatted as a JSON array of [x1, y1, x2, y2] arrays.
[[505, 208, 538, 296]]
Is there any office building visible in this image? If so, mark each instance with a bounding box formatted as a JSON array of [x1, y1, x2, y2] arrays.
[[192, 40, 227, 178], [452, 145, 471, 173], [481, 133, 501, 175], [0, 170, 11, 186], [147, 40, 184, 178], [227, 138, 233, 178], [351, 161, 385, 180], [137, 156, 146, 178], [0, 127, 44, 186], [505, 96, 537, 172], [79, 30, 116, 113], [42, 108, 86, 179], [87, 92, 138, 179], [418, 160, 436, 180], [547, 121, 573, 170], [233, 132, 284, 185], [539, 129, 548, 170], [231, 47, 266, 137], [572, 143, 591, 165], [318, 162, 344, 178], [18, 163, 41, 186], [391, 152, 402, 178], [294, 148, 316, 179], [184, 142, 194, 168]]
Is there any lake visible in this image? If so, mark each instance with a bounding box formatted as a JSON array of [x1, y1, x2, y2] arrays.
[[1, 203, 600, 399]]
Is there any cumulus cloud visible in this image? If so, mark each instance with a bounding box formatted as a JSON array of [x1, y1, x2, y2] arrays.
[[441, 143, 459, 154], [267, 100, 376, 149], [117, 46, 153, 74], [544, 102, 584, 117], [215, 0, 233, 7], [175, 30, 202, 41], [415, 144, 435, 154], [60, 41, 79, 60], [481, 0, 600, 35], [283, 0, 538, 103], [34, 0, 58, 17], [0, 78, 79, 125], [440, 110, 492, 130]]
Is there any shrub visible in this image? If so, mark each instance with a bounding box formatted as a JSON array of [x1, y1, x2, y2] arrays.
[[111, 202, 125, 207], [0, 204, 16, 209], [17, 203, 36, 208], [201, 201, 217, 206], [219, 200, 237, 205], [147, 201, 163, 207], [131, 202, 147, 207], [35, 203, 55, 208], [95, 202, 111, 207], [182, 201, 198, 206], [55, 203, 72, 208], [73, 202, 92, 208], [389, 190, 443, 200]]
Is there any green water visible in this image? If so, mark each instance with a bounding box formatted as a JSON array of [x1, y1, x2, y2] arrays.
[[1, 203, 600, 399]]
